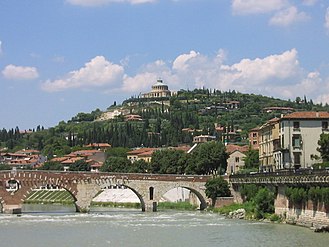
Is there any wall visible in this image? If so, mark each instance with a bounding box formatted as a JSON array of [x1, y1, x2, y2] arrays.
[[275, 186, 329, 227], [214, 197, 235, 208]]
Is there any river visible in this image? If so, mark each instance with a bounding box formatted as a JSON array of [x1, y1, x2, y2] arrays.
[[0, 204, 328, 247]]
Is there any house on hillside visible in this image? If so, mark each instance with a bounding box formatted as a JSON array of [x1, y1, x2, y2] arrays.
[[127, 148, 156, 163], [0, 149, 45, 169], [193, 135, 216, 143], [48, 149, 106, 172], [84, 143, 111, 151]]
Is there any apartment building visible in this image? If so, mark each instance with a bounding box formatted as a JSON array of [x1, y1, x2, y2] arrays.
[[258, 118, 280, 172], [275, 111, 329, 170]]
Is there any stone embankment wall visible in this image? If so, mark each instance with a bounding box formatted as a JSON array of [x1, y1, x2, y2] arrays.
[[214, 197, 235, 208], [276, 201, 329, 228]]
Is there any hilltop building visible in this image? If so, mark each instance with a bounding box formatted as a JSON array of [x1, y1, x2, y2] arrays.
[[141, 79, 172, 99]]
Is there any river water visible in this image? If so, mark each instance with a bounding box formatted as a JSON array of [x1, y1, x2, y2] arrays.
[[0, 204, 328, 247]]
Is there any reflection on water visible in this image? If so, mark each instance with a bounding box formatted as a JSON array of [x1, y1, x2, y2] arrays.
[[0, 204, 328, 247]]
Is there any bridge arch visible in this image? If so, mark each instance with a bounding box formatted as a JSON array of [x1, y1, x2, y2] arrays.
[[158, 185, 207, 210]]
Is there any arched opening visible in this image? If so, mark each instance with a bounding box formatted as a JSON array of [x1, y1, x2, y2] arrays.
[[22, 184, 77, 213], [160, 186, 207, 211], [90, 185, 146, 212]]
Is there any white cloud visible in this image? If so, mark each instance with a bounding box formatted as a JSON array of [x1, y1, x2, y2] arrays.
[[119, 49, 301, 97], [325, 7, 329, 32], [66, 0, 156, 7], [42, 49, 329, 105], [172, 50, 200, 71], [41, 56, 124, 92], [232, 0, 288, 15], [269, 6, 310, 26], [2, 64, 39, 80]]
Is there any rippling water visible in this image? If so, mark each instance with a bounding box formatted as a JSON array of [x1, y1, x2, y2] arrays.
[[0, 205, 328, 247]]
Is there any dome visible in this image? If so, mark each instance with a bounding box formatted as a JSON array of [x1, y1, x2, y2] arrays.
[[153, 79, 167, 87]]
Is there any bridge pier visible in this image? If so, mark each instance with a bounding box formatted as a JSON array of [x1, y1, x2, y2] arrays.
[[2, 205, 22, 214]]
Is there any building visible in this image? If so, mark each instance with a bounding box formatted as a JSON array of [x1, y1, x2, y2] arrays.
[[141, 79, 171, 98], [193, 135, 216, 143], [248, 127, 260, 150], [275, 111, 329, 170], [225, 144, 249, 175], [258, 118, 280, 172], [127, 148, 156, 163], [0, 149, 45, 169]]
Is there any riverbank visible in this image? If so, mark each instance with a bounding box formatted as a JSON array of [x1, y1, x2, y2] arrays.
[[211, 202, 329, 233]]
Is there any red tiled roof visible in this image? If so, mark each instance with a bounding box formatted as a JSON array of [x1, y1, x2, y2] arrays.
[[226, 144, 249, 154], [84, 143, 111, 148], [281, 111, 329, 119], [137, 150, 155, 157], [127, 148, 156, 155]]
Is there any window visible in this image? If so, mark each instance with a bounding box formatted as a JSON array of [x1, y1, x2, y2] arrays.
[[293, 121, 300, 130], [253, 140, 257, 145], [292, 135, 301, 148], [252, 132, 257, 137], [281, 135, 284, 148], [235, 157, 240, 163], [293, 152, 301, 166], [322, 121, 328, 130]]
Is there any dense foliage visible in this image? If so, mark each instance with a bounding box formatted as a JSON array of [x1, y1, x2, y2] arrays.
[[239, 184, 275, 219], [285, 186, 329, 206], [205, 176, 231, 206]]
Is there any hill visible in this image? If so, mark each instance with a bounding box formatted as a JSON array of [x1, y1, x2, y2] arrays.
[[1, 88, 328, 156]]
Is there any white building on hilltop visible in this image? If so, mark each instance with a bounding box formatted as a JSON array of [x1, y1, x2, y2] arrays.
[[141, 79, 172, 98]]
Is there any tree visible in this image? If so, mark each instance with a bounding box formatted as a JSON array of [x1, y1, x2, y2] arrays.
[[205, 176, 231, 207], [40, 161, 63, 171], [100, 157, 131, 172], [187, 141, 228, 175], [243, 146, 259, 169], [69, 159, 91, 171], [128, 159, 149, 173], [317, 133, 329, 162], [150, 149, 187, 174], [0, 163, 11, 170], [253, 187, 275, 219]]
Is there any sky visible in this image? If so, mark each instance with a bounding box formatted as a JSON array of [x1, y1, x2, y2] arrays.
[[1, 0, 329, 130]]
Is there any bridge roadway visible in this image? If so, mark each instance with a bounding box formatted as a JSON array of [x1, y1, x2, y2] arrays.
[[0, 170, 211, 214]]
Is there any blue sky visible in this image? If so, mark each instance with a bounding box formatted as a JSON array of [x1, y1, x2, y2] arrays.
[[1, 0, 329, 130]]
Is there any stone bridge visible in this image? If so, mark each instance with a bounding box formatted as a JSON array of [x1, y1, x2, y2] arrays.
[[0, 170, 210, 214]]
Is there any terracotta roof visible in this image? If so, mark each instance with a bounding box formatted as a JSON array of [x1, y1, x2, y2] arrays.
[[127, 148, 156, 155], [85, 143, 111, 148], [61, 157, 84, 164], [226, 144, 249, 154], [281, 111, 329, 119], [137, 150, 155, 157], [50, 157, 68, 162]]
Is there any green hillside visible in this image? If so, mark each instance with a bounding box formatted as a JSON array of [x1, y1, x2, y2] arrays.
[[1, 89, 328, 156]]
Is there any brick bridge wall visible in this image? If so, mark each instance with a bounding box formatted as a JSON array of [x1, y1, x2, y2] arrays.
[[0, 170, 210, 213]]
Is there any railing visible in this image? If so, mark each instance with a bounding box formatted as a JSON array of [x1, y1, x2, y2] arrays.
[[230, 168, 329, 179]]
